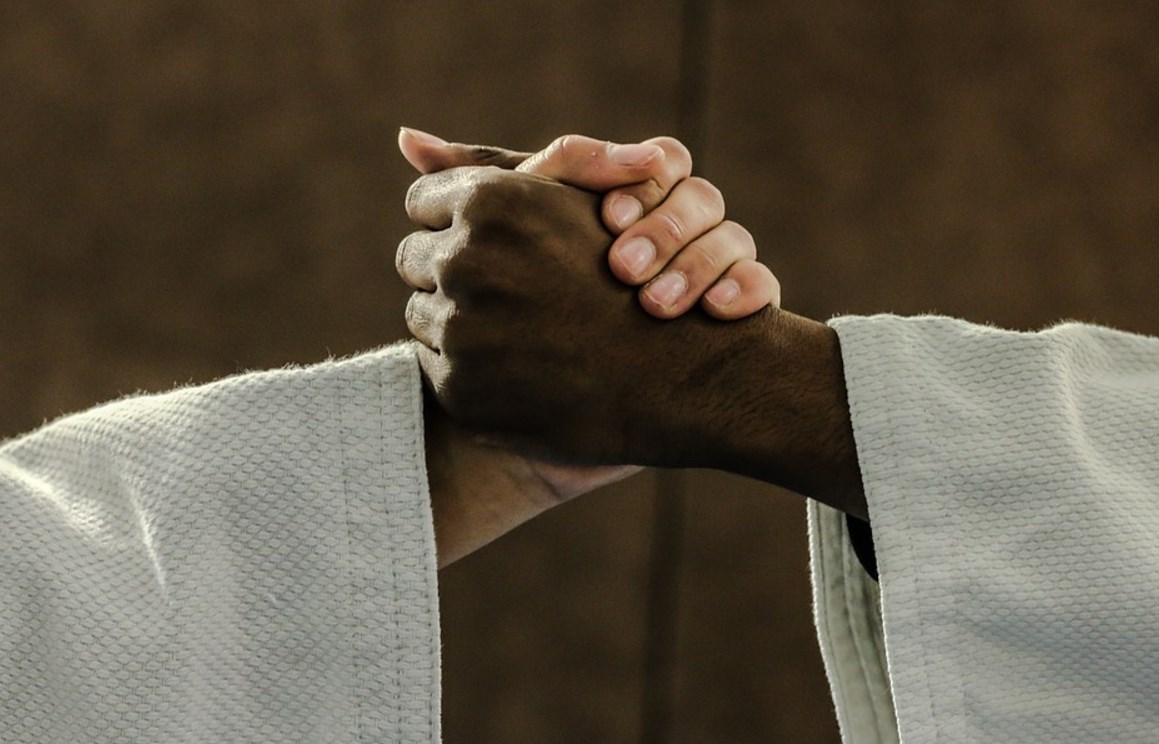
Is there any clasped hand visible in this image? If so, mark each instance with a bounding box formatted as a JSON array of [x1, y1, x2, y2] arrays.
[[397, 130, 778, 470], [395, 129, 869, 566]]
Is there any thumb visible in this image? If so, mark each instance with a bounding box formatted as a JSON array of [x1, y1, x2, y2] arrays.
[[515, 134, 665, 191], [398, 127, 529, 174]]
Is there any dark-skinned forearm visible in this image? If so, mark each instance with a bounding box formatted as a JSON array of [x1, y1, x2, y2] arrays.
[[698, 308, 869, 520]]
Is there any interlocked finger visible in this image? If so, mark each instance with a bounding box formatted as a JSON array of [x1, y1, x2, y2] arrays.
[[608, 176, 726, 286], [638, 220, 756, 318], [600, 136, 694, 233]]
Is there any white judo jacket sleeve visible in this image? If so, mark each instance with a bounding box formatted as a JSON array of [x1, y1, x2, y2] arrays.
[[0, 344, 441, 743], [811, 315, 1159, 743]]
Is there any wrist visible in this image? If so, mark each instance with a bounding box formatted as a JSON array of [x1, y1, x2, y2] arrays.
[[694, 309, 867, 518], [425, 397, 560, 568]]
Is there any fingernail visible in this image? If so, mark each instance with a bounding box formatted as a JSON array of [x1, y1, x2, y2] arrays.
[[615, 237, 655, 277], [705, 279, 740, 306], [608, 195, 643, 229], [646, 272, 687, 308], [400, 126, 447, 146], [609, 143, 664, 166]]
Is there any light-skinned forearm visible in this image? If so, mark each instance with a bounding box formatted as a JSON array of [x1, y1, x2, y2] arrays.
[[424, 398, 566, 568]]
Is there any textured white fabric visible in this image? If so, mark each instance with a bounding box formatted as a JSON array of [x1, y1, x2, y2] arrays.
[[812, 315, 1159, 743], [0, 343, 441, 743], [809, 504, 898, 743]]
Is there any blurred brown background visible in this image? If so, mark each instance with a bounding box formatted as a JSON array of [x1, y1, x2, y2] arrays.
[[1, 2, 1156, 742]]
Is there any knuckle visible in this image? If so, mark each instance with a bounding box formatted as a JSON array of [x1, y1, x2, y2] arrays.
[[437, 235, 470, 291], [557, 134, 607, 170], [440, 226, 504, 299], [458, 168, 506, 219], [651, 136, 692, 172], [629, 179, 667, 211], [687, 177, 725, 216], [722, 220, 756, 257], [657, 211, 687, 244], [548, 134, 580, 160], [684, 239, 722, 277], [467, 164, 504, 188]]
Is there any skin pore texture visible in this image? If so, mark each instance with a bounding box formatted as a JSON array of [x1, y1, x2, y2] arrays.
[[398, 130, 864, 566]]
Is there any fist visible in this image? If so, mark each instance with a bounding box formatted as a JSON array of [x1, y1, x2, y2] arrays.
[[398, 165, 771, 469]]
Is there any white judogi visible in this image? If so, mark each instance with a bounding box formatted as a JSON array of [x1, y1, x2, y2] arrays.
[[0, 345, 440, 743], [813, 315, 1159, 743]]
